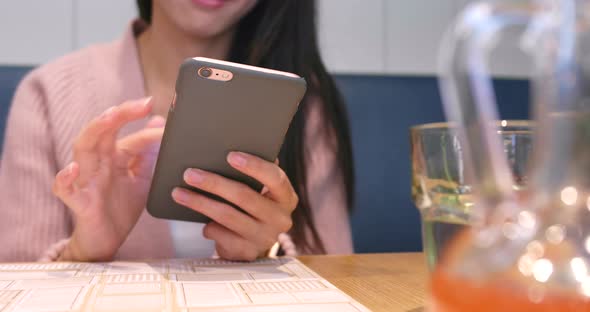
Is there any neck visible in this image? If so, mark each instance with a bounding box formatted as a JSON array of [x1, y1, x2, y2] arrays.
[[137, 13, 235, 114]]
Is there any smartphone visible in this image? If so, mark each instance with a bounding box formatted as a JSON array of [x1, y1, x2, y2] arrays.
[[146, 57, 307, 223]]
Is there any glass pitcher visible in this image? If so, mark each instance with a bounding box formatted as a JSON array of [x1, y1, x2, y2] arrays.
[[431, 0, 590, 311]]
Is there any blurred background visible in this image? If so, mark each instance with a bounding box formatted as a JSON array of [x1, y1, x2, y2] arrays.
[[0, 0, 530, 253], [0, 0, 530, 75]]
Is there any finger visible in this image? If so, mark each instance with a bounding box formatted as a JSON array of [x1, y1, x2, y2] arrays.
[[73, 97, 153, 184], [52, 163, 86, 213], [182, 168, 273, 219], [74, 97, 152, 155], [96, 97, 154, 152], [117, 127, 164, 156], [72, 107, 118, 155], [171, 187, 265, 240], [263, 159, 278, 195], [227, 152, 298, 210], [71, 107, 118, 183], [52, 162, 79, 198], [113, 127, 164, 177], [204, 222, 260, 261], [145, 115, 166, 128]]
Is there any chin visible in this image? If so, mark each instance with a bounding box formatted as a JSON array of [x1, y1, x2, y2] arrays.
[[155, 0, 258, 39], [179, 14, 237, 38]]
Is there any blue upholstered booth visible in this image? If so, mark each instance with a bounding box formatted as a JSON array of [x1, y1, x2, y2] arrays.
[[0, 66, 529, 252], [334, 75, 529, 252], [0, 66, 30, 152]]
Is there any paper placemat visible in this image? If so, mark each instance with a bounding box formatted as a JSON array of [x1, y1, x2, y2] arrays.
[[0, 257, 370, 311]]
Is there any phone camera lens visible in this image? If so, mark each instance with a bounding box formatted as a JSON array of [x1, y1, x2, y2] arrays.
[[199, 67, 212, 78]]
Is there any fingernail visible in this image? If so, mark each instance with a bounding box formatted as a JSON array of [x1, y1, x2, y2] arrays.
[[144, 96, 153, 106], [67, 163, 75, 176], [172, 188, 189, 203], [101, 106, 116, 119], [228, 152, 247, 168], [184, 169, 205, 185], [148, 116, 166, 128]]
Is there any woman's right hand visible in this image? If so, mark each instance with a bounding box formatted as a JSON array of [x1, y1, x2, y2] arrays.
[[52, 97, 164, 261]]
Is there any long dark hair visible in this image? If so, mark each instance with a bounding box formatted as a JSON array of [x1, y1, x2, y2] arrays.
[[137, 0, 354, 253]]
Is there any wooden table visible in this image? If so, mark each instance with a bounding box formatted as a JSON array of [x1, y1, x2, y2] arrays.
[[299, 253, 427, 312]]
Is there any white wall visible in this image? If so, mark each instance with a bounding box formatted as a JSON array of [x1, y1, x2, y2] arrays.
[[317, 0, 386, 74], [0, 0, 530, 78], [0, 0, 134, 65], [74, 1, 137, 48], [0, 1, 74, 65], [318, 0, 531, 77], [383, 1, 455, 75]]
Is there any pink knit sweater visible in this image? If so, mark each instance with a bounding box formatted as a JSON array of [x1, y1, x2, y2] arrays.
[[0, 22, 353, 261]]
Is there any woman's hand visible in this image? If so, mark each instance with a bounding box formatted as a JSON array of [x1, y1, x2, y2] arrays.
[[171, 152, 298, 261], [52, 97, 164, 261]]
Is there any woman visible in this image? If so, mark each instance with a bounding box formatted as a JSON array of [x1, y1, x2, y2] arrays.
[[0, 0, 354, 262]]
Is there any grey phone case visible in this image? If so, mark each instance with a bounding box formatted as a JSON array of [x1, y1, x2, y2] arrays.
[[146, 57, 307, 223]]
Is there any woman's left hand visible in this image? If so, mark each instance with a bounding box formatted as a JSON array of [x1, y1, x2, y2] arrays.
[[171, 152, 298, 261]]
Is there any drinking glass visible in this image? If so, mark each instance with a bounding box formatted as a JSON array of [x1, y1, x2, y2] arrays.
[[411, 121, 532, 269]]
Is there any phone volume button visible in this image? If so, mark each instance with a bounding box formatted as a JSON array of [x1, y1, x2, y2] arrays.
[[170, 92, 177, 112]]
